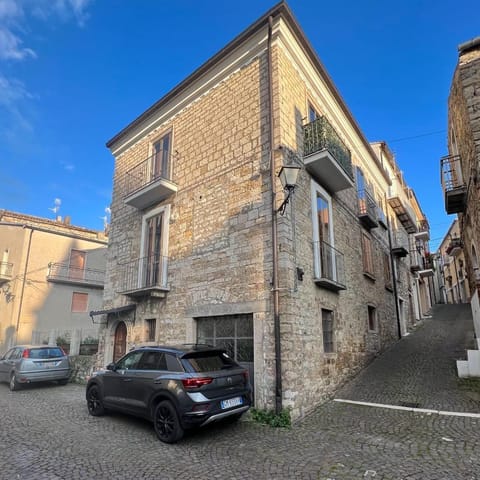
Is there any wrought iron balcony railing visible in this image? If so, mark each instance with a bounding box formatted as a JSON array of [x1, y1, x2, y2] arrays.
[[0, 261, 13, 283], [303, 116, 354, 180], [313, 240, 346, 291], [124, 152, 177, 209], [446, 238, 463, 256], [47, 263, 105, 287], [441, 154, 466, 214], [119, 254, 169, 297], [357, 188, 379, 229]]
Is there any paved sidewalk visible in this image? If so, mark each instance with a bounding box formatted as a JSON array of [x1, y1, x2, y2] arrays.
[[336, 303, 480, 413]]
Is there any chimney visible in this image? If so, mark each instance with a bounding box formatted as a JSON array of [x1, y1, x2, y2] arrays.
[[64, 216, 71, 225]]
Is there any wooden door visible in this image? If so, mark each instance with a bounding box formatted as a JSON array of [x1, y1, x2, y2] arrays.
[[113, 322, 127, 362]]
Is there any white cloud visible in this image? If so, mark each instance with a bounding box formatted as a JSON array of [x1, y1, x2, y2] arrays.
[[0, 74, 33, 131], [31, 0, 92, 27], [0, 28, 36, 60]]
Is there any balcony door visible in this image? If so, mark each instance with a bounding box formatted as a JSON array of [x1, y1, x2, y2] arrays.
[[151, 132, 171, 181], [69, 249, 86, 280], [311, 181, 334, 280], [144, 213, 163, 288]]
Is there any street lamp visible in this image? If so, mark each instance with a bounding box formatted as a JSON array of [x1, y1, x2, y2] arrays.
[[277, 165, 301, 215]]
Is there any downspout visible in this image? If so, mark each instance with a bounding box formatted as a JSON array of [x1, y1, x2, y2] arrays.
[[385, 195, 402, 339], [267, 15, 282, 415], [15, 226, 34, 344]]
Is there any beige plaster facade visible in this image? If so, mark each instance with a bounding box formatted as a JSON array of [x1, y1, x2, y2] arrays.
[[0, 211, 108, 355], [99, 3, 431, 419]]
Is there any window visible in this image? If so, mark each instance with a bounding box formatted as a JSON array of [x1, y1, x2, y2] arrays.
[[311, 181, 335, 280], [368, 305, 377, 332], [140, 205, 170, 289], [138, 351, 166, 370], [308, 103, 319, 122], [69, 249, 86, 280], [71, 292, 88, 312], [383, 252, 392, 290], [146, 319, 156, 342], [151, 131, 171, 180], [361, 232, 374, 277], [322, 309, 334, 353], [196, 314, 253, 363], [116, 351, 144, 370]]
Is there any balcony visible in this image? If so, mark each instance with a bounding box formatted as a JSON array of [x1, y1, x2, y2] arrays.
[[124, 153, 177, 210], [391, 229, 409, 258], [446, 237, 463, 256], [387, 183, 417, 234], [47, 263, 105, 289], [119, 254, 169, 298], [303, 116, 354, 192], [0, 262, 13, 284], [414, 219, 430, 241], [418, 257, 434, 278], [313, 240, 346, 292], [441, 154, 466, 214], [358, 189, 379, 230]]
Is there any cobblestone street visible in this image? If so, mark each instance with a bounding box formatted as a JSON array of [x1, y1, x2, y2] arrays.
[[1, 304, 480, 479]]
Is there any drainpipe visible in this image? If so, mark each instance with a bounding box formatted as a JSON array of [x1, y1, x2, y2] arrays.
[[385, 196, 402, 339], [15, 227, 34, 344], [267, 15, 282, 415]]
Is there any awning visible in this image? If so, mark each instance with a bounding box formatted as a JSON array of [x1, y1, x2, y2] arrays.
[[89, 304, 136, 324]]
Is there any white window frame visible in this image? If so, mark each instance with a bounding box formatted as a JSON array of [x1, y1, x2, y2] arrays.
[[139, 204, 170, 289], [311, 180, 336, 280]]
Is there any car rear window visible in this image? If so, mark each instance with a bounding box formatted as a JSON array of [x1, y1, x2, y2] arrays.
[[29, 348, 65, 359], [182, 351, 237, 373]]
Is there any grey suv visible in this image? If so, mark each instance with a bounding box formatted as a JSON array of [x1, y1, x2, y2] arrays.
[[86, 344, 252, 443]]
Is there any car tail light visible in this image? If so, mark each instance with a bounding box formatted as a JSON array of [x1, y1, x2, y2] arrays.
[[22, 349, 30, 358], [191, 403, 211, 413], [242, 370, 249, 382], [181, 377, 213, 389]]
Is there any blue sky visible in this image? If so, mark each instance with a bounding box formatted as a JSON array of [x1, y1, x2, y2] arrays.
[[0, 0, 478, 250]]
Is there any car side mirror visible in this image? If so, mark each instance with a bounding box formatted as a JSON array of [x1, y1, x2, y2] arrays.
[[106, 363, 116, 371]]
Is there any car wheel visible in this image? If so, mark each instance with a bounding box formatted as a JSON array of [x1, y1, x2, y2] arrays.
[[154, 400, 184, 443], [58, 379, 69, 386], [9, 373, 20, 392], [86, 385, 105, 416]]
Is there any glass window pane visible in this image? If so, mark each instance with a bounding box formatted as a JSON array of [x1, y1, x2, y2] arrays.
[[215, 318, 235, 338], [215, 338, 234, 359], [236, 315, 253, 337], [197, 319, 214, 338], [236, 339, 253, 362]]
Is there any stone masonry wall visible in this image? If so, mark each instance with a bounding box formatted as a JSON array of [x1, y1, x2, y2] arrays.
[[450, 46, 480, 295]]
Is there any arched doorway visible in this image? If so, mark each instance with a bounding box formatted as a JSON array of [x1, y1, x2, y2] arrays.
[[113, 322, 127, 362]]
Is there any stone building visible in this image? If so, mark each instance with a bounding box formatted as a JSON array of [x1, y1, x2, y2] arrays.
[[0, 210, 107, 355], [97, 2, 431, 418], [441, 36, 480, 376], [437, 219, 470, 304]]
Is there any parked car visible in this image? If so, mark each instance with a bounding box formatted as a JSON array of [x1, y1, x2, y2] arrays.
[[86, 344, 252, 443], [0, 345, 71, 391]]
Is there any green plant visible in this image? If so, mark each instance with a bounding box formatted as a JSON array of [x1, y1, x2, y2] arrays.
[[82, 336, 99, 345], [56, 336, 69, 346], [250, 407, 291, 428]]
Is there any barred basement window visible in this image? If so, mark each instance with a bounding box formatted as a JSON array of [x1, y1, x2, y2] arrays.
[[146, 318, 156, 342], [368, 305, 377, 332], [322, 309, 334, 353]]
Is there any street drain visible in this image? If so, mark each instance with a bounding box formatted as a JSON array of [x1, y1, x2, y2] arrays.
[[399, 401, 421, 408]]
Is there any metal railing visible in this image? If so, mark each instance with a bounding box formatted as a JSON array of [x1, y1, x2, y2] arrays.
[[124, 151, 173, 198], [120, 254, 168, 292], [441, 154, 464, 192], [392, 229, 409, 251], [47, 263, 105, 286], [358, 188, 378, 218], [313, 240, 346, 287], [417, 219, 430, 233], [303, 116, 353, 180], [0, 261, 13, 279]]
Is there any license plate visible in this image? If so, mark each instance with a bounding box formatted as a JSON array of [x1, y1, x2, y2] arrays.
[[221, 396, 243, 409], [36, 362, 58, 368]]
